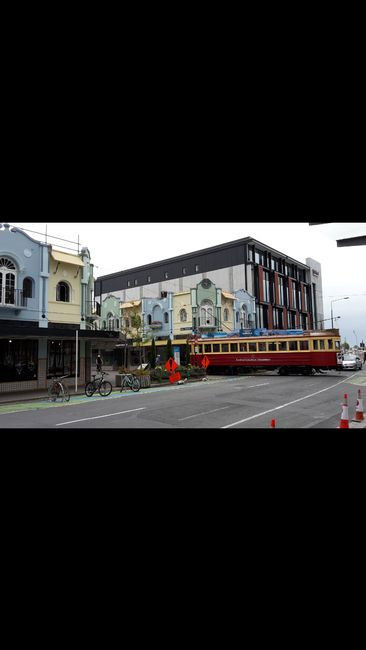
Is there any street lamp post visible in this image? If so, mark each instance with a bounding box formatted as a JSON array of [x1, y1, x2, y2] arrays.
[[330, 297, 349, 328]]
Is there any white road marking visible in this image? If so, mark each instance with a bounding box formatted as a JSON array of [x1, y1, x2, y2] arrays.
[[233, 383, 270, 389], [178, 406, 231, 421], [56, 407, 146, 426], [222, 373, 357, 428]]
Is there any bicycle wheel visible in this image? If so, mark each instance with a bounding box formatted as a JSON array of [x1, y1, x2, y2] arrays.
[[62, 385, 70, 402], [48, 383, 59, 401], [85, 382, 95, 397], [99, 381, 112, 397], [131, 377, 140, 392]]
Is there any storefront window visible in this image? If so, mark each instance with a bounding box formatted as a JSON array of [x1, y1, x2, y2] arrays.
[[0, 340, 38, 382], [47, 340, 80, 378]]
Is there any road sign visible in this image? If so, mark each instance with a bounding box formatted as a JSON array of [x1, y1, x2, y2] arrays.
[[165, 357, 178, 373], [169, 371, 181, 383], [201, 356, 210, 369]]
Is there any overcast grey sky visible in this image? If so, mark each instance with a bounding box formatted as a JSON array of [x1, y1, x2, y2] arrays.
[[7, 221, 366, 346]]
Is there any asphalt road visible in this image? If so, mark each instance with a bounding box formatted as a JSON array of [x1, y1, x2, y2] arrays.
[[1, 368, 365, 428]]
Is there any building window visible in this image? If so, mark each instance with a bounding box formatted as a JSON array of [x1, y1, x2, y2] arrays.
[[147, 276, 151, 283], [148, 314, 152, 325], [195, 264, 199, 272], [0, 339, 38, 382], [180, 309, 187, 322], [263, 271, 270, 302], [56, 281, 70, 302], [164, 312, 169, 323], [107, 312, 114, 330], [279, 276, 284, 305], [0, 257, 17, 305], [200, 300, 214, 326], [240, 304, 248, 328], [236, 311, 239, 323], [47, 340, 79, 378], [182, 267, 187, 275], [134, 279, 138, 286], [23, 277, 33, 299], [223, 308, 229, 321], [164, 272, 169, 279], [116, 319, 119, 329], [125, 318, 130, 328], [127, 280, 131, 287]]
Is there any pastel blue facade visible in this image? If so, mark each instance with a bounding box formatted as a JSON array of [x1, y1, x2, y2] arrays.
[[0, 223, 49, 326], [142, 293, 173, 340]]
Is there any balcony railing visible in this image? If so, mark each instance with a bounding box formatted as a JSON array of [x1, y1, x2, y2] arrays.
[[150, 321, 162, 329], [0, 288, 27, 308]]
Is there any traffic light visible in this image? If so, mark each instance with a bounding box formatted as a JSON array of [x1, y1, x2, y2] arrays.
[[360, 341, 365, 348]]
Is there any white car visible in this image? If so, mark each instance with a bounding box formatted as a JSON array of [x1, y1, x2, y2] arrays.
[[341, 354, 362, 370]]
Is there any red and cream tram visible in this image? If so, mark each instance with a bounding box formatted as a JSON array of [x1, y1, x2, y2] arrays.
[[189, 329, 342, 375]]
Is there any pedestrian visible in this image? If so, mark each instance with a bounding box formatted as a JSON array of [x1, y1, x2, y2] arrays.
[[96, 354, 103, 373]]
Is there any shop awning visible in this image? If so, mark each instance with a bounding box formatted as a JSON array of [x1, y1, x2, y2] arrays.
[[51, 250, 85, 266]]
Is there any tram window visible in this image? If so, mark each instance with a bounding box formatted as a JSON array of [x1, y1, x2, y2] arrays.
[[328, 339, 333, 349], [213, 344, 220, 352], [313, 340, 319, 350], [230, 343, 238, 352], [289, 341, 298, 351], [198, 345, 203, 353], [258, 342, 266, 351], [279, 342, 287, 351], [204, 344, 212, 353], [319, 340, 325, 350], [268, 342, 277, 351], [239, 342, 247, 352], [335, 341, 340, 350], [300, 341, 309, 350], [249, 342, 257, 352], [221, 344, 229, 352]]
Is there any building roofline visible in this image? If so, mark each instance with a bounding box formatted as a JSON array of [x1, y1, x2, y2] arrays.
[[95, 236, 309, 283]]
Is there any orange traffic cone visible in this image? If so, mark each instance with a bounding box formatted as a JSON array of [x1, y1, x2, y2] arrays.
[[339, 393, 349, 428], [270, 419, 276, 428], [352, 389, 364, 422]]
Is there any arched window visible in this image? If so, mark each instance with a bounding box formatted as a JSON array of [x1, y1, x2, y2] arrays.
[[102, 320, 106, 329], [164, 312, 169, 324], [23, 277, 33, 299], [0, 257, 16, 305], [56, 281, 70, 302], [148, 314, 152, 325], [180, 308, 187, 322], [223, 308, 229, 321], [116, 318, 119, 329], [236, 311, 239, 323], [200, 300, 214, 326], [240, 304, 248, 328], [125, 317, 130, 328], [107, 312, 114, 330]]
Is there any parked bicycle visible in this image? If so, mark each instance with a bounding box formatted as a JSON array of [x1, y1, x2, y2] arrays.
[[85, 371, 113, 397], [120, 373, 140, 393], [48, 375, 70, 402]]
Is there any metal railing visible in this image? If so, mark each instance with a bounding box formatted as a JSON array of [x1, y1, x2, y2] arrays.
[[0, 288, 27, 307]]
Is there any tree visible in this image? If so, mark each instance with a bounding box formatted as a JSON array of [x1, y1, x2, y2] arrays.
[[148, 337, 156, 368], [166, 337, 173, 361], [342, 340, 350, 351]]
